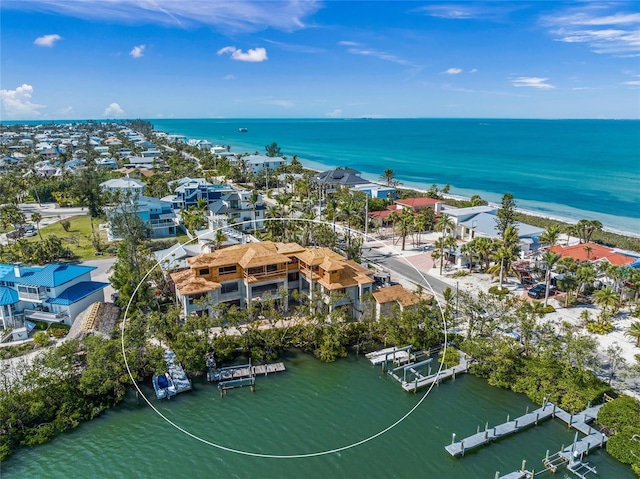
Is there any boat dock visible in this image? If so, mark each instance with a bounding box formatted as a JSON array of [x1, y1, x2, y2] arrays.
[[446, 402, 605, 458], [164, 350, 192, 394], [398, 351, 468, 392], [365, 345, 415, 367], [207, 362, 286, 382], [445, 402, 556, 457]]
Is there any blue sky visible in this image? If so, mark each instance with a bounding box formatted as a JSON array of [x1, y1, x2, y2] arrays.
[[1, 1, 639, 120]]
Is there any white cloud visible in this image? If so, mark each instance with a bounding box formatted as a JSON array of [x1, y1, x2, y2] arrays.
[[34, 33, 61, 47], [103, 102, 126, 117], [470, 68, 478, 73], [264, 99, 294, 108], [343, 46, 419, 68], [57, 106, 74, 117], [130, 44, 145, 58], [413, 3, 520, 21], [217, 46, 268, 62], [8, 0, 320, 32], [622, 80, 640, 87], [0, 84, 45, 119], [338, 41, 359, 46], [444, 68, 463, 75], [325, 109, 342, 118], [223, 74, 236, 80], [541, 6, 640, 56], [512, 77, 555, 90]]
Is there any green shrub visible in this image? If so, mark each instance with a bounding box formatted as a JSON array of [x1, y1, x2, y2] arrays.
[[439, 347, 460, 367], [452, 270, 469, 278], [586, 321, 614, 334], [489, 286, 509, 296], [542, 305, 556, 314], [33, 331, 49, 346]]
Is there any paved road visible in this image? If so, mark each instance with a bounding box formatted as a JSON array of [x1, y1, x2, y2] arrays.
[[361, 248, 451, 300]]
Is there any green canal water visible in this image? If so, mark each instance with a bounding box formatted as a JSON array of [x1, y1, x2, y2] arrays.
[[2, 351, 634, 478]]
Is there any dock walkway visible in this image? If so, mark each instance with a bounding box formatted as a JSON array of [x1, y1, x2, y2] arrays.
[[207, 362, 286, 382], [365, 345, 414, 366], [398, 351, 469, 393], [446, 402, 606, 458], [164, 349, 192, 394]]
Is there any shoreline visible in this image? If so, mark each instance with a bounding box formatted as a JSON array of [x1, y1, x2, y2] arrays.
[[295, 160, 640, 240]]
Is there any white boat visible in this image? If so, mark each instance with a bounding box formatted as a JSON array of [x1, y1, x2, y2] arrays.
[[238, 127, 248, 133], [153, 373, 177, 399]]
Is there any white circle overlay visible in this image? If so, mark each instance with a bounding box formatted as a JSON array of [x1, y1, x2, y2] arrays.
[[121, 217, 449, 458]]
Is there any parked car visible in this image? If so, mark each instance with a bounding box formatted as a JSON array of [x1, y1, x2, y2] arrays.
[[527, 283, 555, 299]]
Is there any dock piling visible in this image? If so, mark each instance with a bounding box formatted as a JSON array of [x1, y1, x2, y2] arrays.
[[521, 459, 526, 471], [451, 433, 456, 445]]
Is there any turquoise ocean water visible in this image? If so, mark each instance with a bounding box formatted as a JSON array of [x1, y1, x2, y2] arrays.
[[151, 118, 640, 236]]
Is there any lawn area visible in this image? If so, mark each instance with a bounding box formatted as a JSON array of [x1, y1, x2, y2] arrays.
[[27, 215, 190, 260], [27, 214, 112, 261]]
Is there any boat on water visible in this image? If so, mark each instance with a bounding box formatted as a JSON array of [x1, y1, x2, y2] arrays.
[[153, 373, 177, 400], [238, 127, 248, 132]]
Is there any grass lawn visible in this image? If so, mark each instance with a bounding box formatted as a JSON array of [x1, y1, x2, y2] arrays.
[[27, 214, 113, 261], [27, 215, 190, 260]]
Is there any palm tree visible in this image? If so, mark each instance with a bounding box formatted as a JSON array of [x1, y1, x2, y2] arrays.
[[625, 321, 640, 347], [380, 168, 396, 187], [584, 245, 593, 260], [460, 241, 475, 273], [541, 251, 561, 307], [414, 212, 427, 247], [473, 237, 494, 271], [593, 286, 620, 315], [487, 245, 515, 289], [540, 225, 561, 248], [576, 262, 596, 295], [433, 235, 457, 275], [31, 211, 43, 241], [396, 208, 414, 251], [249, 190, 260, 232], [387, 210, 400, 245]]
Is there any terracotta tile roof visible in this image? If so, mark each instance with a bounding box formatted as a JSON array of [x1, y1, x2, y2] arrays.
[[170, 269, 221, 295], [395, 197, 443, 209], [549, 243, 636, 265], [372, 284, 420, 307]]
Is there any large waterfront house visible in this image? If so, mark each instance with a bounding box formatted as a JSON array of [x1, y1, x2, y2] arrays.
[[549, 243, 638, 267], [313, 168, 397, 199], [161, 177, 234, 210], [170, 241, 375, 320], [100, 177, 146, 196], [242, 155, 287, 174], [0, 262, 108, 340]]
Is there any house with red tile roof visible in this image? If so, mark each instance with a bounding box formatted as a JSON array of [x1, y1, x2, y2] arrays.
[[549, 242, 637, 267]]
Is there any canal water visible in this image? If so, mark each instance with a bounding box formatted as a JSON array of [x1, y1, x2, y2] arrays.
[[2, 351, 634, 478]]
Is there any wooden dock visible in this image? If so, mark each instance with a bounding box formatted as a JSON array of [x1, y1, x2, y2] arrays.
[[207, 362, 286, 382], [164, 349, 192, 394], [365, 345, 414, 366], [398, 351, 469, 393], [445, 402, 556, 456]]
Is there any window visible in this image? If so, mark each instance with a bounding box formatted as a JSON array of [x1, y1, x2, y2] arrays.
[[221, 282, 239, 294], [219, 265, 237, 275], [199, 268, 210, 276], [247, 266, 263, 276], [266, 264, 278, 273], [288, 272, 299, 282]]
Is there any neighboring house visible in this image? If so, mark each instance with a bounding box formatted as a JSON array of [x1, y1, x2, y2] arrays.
[[209, 190, 265, 231], [549, 243, 638, 267], [242, 155, 286, 174], [0, 263, 108, 337], [170, 241, 374, 319], [162, 177, 234, 210], [372, 284, 420, 320], [313, 168, 370, 194], [395, 197, 444, 214], [350, 183, 397, 200], [95, 158, 118, 169], [63, 158, 86, 172], [141, 149, 162, 159], [40, 147, 60, 160], [100, 177, 146, 196], [34, 161, 58, 177], [106, 195, 176, 240], [94, 146, 110, 154]]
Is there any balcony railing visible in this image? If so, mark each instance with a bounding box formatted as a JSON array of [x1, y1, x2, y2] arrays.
[[18, 291, 47, 301], [243, 269, 287, 283], [23, 309, 69, 322]]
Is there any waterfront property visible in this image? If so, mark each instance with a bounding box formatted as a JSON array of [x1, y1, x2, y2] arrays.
[[371, 284, 421, 320], [170, 241, 375, 319], [161, 177, 234, 210], [153, 349, 192, 399], [105, 195, 177, 239], [0, 262, 108, 339]]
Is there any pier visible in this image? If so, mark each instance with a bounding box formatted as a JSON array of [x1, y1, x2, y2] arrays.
[[207, 362, 286, 382], [399, 351, 468, 392], [365, 345, 415, 368], [164, 350, 192, 394], [446, 402, 606, 458]]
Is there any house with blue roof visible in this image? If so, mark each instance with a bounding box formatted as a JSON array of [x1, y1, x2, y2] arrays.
[[0, 262, 108, 333]]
